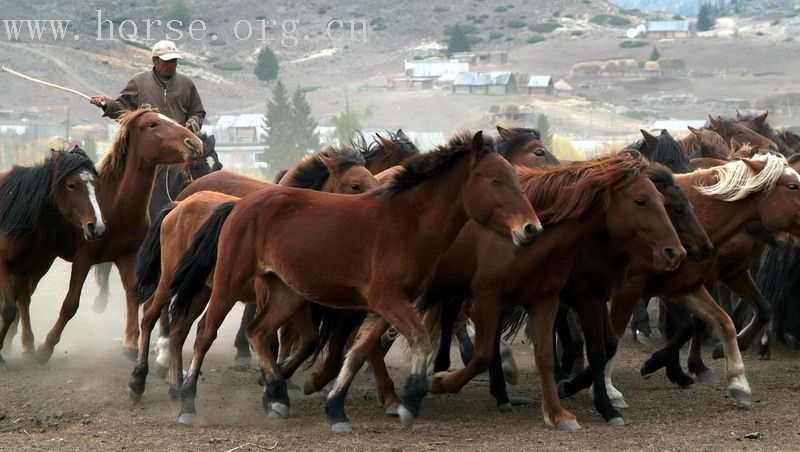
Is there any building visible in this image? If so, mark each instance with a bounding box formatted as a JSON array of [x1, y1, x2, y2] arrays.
[[527, 75, 553, 95], [452, 72, 517, 95], [648, 119, 706, 135], [404, 60, 469, 79], [646, 21, 691, 39], [451, 50, 508, 65]]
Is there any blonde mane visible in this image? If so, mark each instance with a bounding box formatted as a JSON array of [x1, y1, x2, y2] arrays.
[[97, 106, 159, 180], [696, 153, 788, 201]]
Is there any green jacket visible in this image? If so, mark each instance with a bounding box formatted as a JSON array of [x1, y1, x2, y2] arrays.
[[103, 68, 206, 133]]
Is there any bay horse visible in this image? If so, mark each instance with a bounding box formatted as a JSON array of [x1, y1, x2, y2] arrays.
[[424, 157, 690, 428], [169, 131, 541, 431], [128, 146, 379, 400], [33, 107, 202, 362], [733, 110, 797, 156], [0, 146, 104, 362], [91, 132, 221, 314], [706, 114, 779, 154], [359, 129, 420, 173], [678, 126, 730, 160]]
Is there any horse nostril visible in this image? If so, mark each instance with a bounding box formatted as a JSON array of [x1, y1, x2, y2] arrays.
[[664, 247, 679, 262], [87, 223, 95, 233], [702, 244, 714, 255], [524, 223, 538, 238]]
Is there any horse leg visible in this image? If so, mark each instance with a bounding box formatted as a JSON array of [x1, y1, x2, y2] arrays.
[[276, 300, 319, 379], [687, 318, 718, 384], [115, 253, 142, 360], [129, 278, 174, 401], [433, 300, 461, 372], [367, 342, 400, 416], [640, 300, 696, 388], [713, 272, 772, 360], [487, 325, 513, 411], [91, 262, 113, 314], [554, 306, 584, 381], [304, 318, 351, 395], [234, 303, 256, 364], [37, 258, 92, 363], [672, 288, 751, 407], [0, 266, 18, 364], [168, 287, 211, 400], [17, 280, 36, 355], [454, 313, 474, 367], [153, 304, 171, 377]]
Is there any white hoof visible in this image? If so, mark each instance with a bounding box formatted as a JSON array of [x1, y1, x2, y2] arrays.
[[385, 402, 400, 417], [177, 413, 196, 425], [611, 397, 629, 409], [607, 417, 625, 426], [497, 403, 512, 413], [730, 387, 752, 408], [331, 422, 352, 433], [398, 405, 415, 427], [154, 337, 170, 368], [268, 402, 290, 419], [556, 419, 582, 431]]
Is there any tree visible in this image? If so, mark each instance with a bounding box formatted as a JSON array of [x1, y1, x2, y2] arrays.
[[261, 80, 296, 177], [290, 88, 320, 156], [447, 24, 471, 55], [696, 4, 715, 31], [255, 46, 280, 82], [650, 46, 661, 61], [169, 0, 190, 25], [536, 113, 554, 151]]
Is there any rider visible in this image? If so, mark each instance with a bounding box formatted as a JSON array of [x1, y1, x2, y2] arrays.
[[90, 40, 205, 134]]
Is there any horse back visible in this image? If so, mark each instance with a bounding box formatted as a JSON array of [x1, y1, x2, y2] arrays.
[[176, 171, 270, 201]]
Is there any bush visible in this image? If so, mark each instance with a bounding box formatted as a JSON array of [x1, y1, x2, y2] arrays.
[[444, 24, 478, 35], [507, 20, 527, 29], [213, 62, 242, 71], [495, 6, 507, 12], [619, 40, 647, 48], [527, 35, 546, 44], [433, 6, 449, 13], [209, 38, 226, 46], [373, 23, 387, 31], [255, 46, 279, 81], [489, 32, 504, 40], [570, 30, 584, 36], [528, 23, 559, 33], [590, 14, 630, 26]]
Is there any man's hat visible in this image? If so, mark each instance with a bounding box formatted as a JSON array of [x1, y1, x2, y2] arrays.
[[151, 40, 182, 60]]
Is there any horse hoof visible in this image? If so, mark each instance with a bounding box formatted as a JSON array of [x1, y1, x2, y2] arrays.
[[398, 405, 416, 428], [611, 397, 629, 409], [20, 351, 36, 361], [497, 403, 512, 413], [694, 370, 719, 384], [177, 413, 196, 425], [35, 348, 53, 365], [121, 347, 138, 362], [302, 379, 318, 395], [607, 417, 625, 427], [91, 298, 107, 314], [730, 387, 752, 408], [286, 380, 300, 391], [509, 397, 536, 407], [268, 402, 290, 419], [127, 385, 143, 402], [385, 402, 400, 417], [556, 419, 582, 431], [330, 422, 352, 433]]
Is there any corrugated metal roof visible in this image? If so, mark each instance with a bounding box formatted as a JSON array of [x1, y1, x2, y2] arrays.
[[453, 71, 513, 86], [527, 75, 552, 88], [647, 20, 690, 32], [404, 60, 469, 78]]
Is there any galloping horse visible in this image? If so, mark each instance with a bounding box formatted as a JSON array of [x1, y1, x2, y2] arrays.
[[0, 146, 104, 362], [169, 131, 540, 431], [33, 107, 202, 362], [91, 132, 221, 314], [128, 146, 379, 400]]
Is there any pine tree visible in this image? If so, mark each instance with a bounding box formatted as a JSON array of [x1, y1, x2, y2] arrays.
[[255, 46, 280, 81], [650, 46, 661, 61], [447, 24, 471, 55], [536, 114, 554, 151], [261, 80, 297, 177], [290, 88, 320, 155], [696, 4, 715, 31]]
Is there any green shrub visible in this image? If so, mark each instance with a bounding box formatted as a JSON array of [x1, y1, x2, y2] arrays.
[[433, 6, 449, 13], [570, 30, 583, 36], [213, 62, 242, 71], [590, 14, 631, 26], [619, 40, 647, 48], [489, 32, 504, 40], [527, 35, 546, 44], [495, 6, 507, 12], [209, 38, 226, 46], [528, 23, 559, 33], [507, 20, 526, 29]]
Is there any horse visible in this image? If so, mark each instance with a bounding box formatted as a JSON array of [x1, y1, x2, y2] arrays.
[[630, 129, 691, 173], [91, 132, 221, 315], [678, 126, 730, 160], [128, 145, 379, 400], [168, 131, 540, 432], [359, 129, 420, 174], [30, 107, 202, 362], [705, 114, 779, 154], [0, 146, 104, 362]]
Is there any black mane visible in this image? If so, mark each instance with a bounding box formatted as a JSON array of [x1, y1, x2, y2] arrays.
[[496, 128, 540, 159], [281, 145, 366, 190], [0, 147, 96, 238], [358, 130, 420, 164]]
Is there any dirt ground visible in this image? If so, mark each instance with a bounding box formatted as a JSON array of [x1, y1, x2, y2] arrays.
[[1, 260, 799, 451]]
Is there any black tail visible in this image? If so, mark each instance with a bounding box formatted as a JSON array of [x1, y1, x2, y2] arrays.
[[169, 201, 236, 321], [134, 204, 177, 303], [311, 306, 366, 365]]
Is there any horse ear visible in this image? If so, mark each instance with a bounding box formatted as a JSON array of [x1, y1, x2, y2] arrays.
[[741, 157, 767, 173], [496, 126, 514, 141], [660, 128, 671, 137], [755, 111, 768, 129], [470, 130, 485, 159], [688, 126, 699, 135], [707, 115, 722, 131], [640, 129, 659, 148], [318, 154, 339, 174], [736, 109, 743, 121], [395, 129, 408, 140]]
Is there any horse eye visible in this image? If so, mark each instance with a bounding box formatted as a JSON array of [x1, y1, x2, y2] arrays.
[[534, 150, 545, 157], [635, 199, 646, 206], [350, 184, 361, 192], [670, 205, 685, 215], [788, 184, 799, 190], [491, 179, 502, 186], [149, 122, 158, 128], [67, 183, 76, 190]]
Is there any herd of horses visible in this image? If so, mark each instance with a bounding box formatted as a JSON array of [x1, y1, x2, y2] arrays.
[[1, 106, 800, 434]]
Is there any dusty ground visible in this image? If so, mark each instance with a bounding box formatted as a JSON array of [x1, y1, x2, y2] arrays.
[[1, 260, 800, 451]]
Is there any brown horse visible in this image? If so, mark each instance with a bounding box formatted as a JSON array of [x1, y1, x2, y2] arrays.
[[706, 114, 779, 153], [602, 154, 800, 411], [168, 131, 540, 431], [32, 107, 202, 362], [0, 146, 104, 362], [678, 126, 730, 159], [422, 155, 686, 430], [128, 146, 379, 400]]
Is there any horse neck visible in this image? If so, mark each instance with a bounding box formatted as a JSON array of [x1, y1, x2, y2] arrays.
[[677, 172, 758, 245], [100, 145, 159, 220]]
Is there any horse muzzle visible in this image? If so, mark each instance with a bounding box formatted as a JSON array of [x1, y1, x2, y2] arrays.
[[83, 221, 106, 241], [184, 136, 204, 160], [511, 222, 542, 247], [653, 245, 686, 271]]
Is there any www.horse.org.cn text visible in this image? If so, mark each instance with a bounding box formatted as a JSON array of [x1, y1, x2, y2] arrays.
[[1, 11, 369, 47]]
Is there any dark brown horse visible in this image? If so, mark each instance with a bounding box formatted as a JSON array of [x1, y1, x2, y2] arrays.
[[128, 146, 379, 400], [706, 114, 779, 153], [169, 131, 540, 431], [33, 107, 202, 362], [678, 126, 730, 160], [0, 146, 103, 362]]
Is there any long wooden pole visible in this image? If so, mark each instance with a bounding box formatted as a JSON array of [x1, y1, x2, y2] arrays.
[[1, 65, 93, 100]]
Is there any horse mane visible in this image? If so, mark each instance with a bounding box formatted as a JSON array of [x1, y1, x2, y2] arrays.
[[281, 145, 366, 190], [645, 164, 677, 190], [516, 154, 648, 224], [696, 153, 788, 201], [0, 147, 96, 238], [496, 128, 541, 159], [691, 129, 729, 159], [97, 106, 159, 180], [359, 130, 419, 164], [379, 131, 495, 196]]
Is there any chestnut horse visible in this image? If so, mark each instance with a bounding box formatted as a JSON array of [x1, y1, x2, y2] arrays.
[[128, 146, 379, 400], [423, 156, 687, 429], [169, 131, 540, 431], [0, 146, 104, 362], [32, 107, 202, 362], [678, 126, 730, 160]]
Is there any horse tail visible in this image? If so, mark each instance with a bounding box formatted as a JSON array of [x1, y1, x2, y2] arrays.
[[417, 289, 446, 354], [134, 203, 177, 304], [501, 306, 529, 342], [310, 306, 365, 366], [169, 201, 236, 321]]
